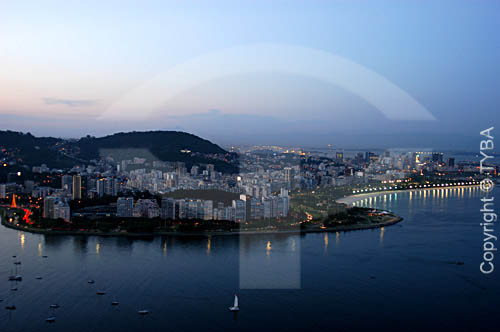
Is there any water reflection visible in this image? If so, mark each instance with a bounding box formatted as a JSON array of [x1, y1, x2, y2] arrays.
[[20, 233, 25, 249], [353, 187, 479, 211], [266, 241, 272, 256], [73, 237, 89, 254], [240, 234, 301, 289], [323, 233, 328, 255]]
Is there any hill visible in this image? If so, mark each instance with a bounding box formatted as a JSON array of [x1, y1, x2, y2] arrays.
[[0, 130, 239, 174], [0, 131, 76, 169]]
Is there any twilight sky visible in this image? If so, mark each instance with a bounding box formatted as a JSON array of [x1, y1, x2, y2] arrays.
[[0, 0, 499, 150]]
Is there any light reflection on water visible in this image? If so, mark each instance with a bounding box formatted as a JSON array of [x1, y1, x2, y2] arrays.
[[352, 186, 481, 212], [0, 186, 498, 332]]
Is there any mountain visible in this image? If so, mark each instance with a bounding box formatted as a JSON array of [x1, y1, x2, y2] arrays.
[[0, 130, 238, 174], [0, 131, 76, 169]]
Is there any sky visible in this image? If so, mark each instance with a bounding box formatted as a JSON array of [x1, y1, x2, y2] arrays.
[[0, 0, 499, 150]]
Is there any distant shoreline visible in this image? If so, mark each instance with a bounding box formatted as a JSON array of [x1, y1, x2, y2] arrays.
[[336, 184, 480, 206], [0, 214, 402, 238]]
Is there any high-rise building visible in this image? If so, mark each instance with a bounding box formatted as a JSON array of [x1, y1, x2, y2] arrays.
[[0, 184, 6, 199], [432, 153, 443, 163], [448, 158, 455, 168], [72, 175, 82, 200], [117, 197, 134, 217], [232, 199, 246, 222], [161, 198, 176, 220], [62, 175, 73, 193], [203, 200, 213, 220], [54, 201, 71, 222], [43, 196, 57, 218], [190, 166, 199, 176], [284, 167, 293, 182], [97, 178, 105, 197]]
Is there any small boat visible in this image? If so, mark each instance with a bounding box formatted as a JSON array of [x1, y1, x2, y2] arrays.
[[96, 291, 106, 295], [35, 276, 43, 280], [111, 301, 119, 306], [10, 287, 18, 291], [14, 275, 22, 281], [8, 275, 16, 281], [42, 256, 48, 258], [229, 294, 239, 312], [5, 305, 16, 310], [49, 304, 60, 309], [87, 280, 95, 284], [13, 261, 21, 265], [138, 310, 150, 315], [46, 317, 56, 323]]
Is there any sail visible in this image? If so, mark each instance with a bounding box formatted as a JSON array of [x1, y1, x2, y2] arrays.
[[234, 295, 238, 308]]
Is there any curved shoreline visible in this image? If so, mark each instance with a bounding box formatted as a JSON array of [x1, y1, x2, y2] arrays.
[[336, 184, 479, 206], [1, 215, 402, 238]]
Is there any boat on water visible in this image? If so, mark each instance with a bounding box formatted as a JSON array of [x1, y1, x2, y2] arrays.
[[49, 304, 60, 309], [88, 280, 95, 284], [111, 301, 119, 306], [35, 276, 43, 280], [5, 305, 16, 310], [96, 291, 106, 295], [46, 317, 56, 323], [229, 294, 239, 312], [10, 265, 22, 281], [138, 310, 150, 315]]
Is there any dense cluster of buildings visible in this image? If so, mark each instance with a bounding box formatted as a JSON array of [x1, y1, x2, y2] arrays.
[[116, 189, 290, 222], [1, 146, 496, 224]]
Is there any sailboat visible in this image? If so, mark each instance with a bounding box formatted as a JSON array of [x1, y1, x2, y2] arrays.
[[229, 294, 239, 311], [13, 263, 22, 281], [8, 267, 16, 281]]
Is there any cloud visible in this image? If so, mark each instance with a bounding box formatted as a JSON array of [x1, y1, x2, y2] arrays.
[[43, 97, 99, 107]]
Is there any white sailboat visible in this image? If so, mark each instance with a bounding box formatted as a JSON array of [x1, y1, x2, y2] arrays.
[[229, 294, 239, 311]]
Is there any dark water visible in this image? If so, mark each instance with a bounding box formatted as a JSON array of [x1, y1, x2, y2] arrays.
[[1, 187, 499, 332]]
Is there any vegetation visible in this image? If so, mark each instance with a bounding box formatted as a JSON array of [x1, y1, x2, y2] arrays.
[[290, 186, 351, 221], [76, 131, 239, 173], [0, 130, 240, 174]]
